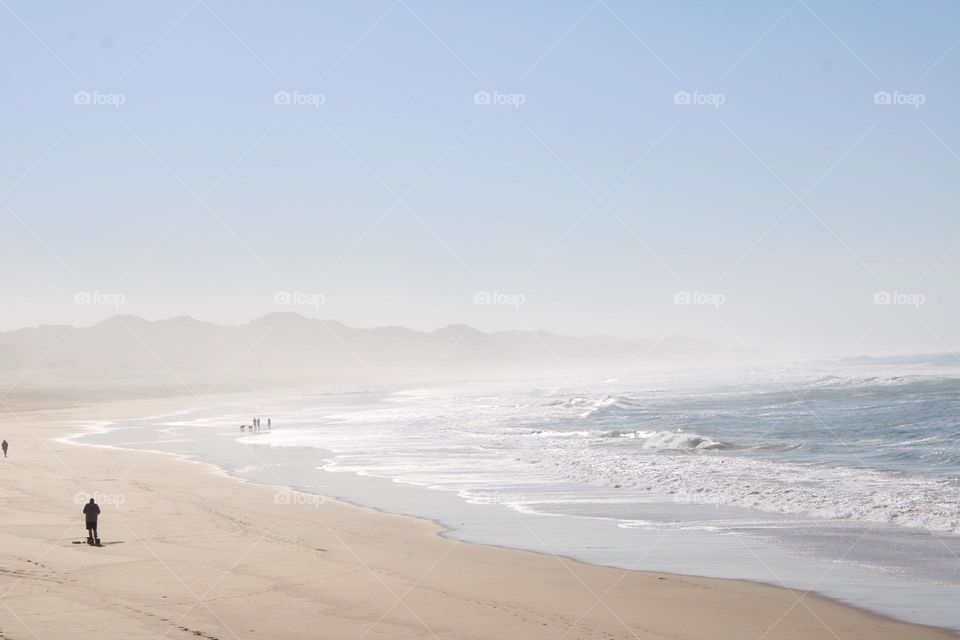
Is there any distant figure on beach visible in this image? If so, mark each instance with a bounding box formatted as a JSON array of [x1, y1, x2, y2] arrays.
[[1, 440, 7, 457], [267, 418, 271, 430], [83, 498, 100, 544]]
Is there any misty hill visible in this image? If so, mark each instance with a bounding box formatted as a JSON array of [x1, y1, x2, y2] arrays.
[[0, 314, 726, 381]]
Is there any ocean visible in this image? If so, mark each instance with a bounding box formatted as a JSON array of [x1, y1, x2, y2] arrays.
[[72, 358, 960, 631]]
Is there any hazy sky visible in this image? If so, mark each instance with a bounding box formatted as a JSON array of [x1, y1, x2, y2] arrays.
[[1, 1, 958, 357]]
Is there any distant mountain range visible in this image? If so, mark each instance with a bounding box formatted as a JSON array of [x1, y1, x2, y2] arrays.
[[0, 313, 728, 381]]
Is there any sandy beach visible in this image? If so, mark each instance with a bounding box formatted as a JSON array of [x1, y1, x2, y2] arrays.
[[0, 391, 951, 640]]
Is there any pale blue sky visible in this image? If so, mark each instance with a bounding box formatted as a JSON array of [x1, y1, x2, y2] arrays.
[[1, 1, 958, 356]]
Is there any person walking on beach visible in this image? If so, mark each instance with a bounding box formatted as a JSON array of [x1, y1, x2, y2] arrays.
[[267, 418, 271, 430], [1, 440, 7, 457], [83, 498, 101, 545]]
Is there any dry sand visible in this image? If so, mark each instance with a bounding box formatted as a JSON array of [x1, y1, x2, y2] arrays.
[[0, 391, 954, 640]]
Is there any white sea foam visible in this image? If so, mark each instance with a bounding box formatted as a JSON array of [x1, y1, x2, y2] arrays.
[[580, 395, 643, 418], [225, 369, 960, 536], [527, 443, 960, 534], [597, 429, 729, 450]]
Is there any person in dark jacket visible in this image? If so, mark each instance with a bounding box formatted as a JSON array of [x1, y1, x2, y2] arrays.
[[83, 498, 101, 544]]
